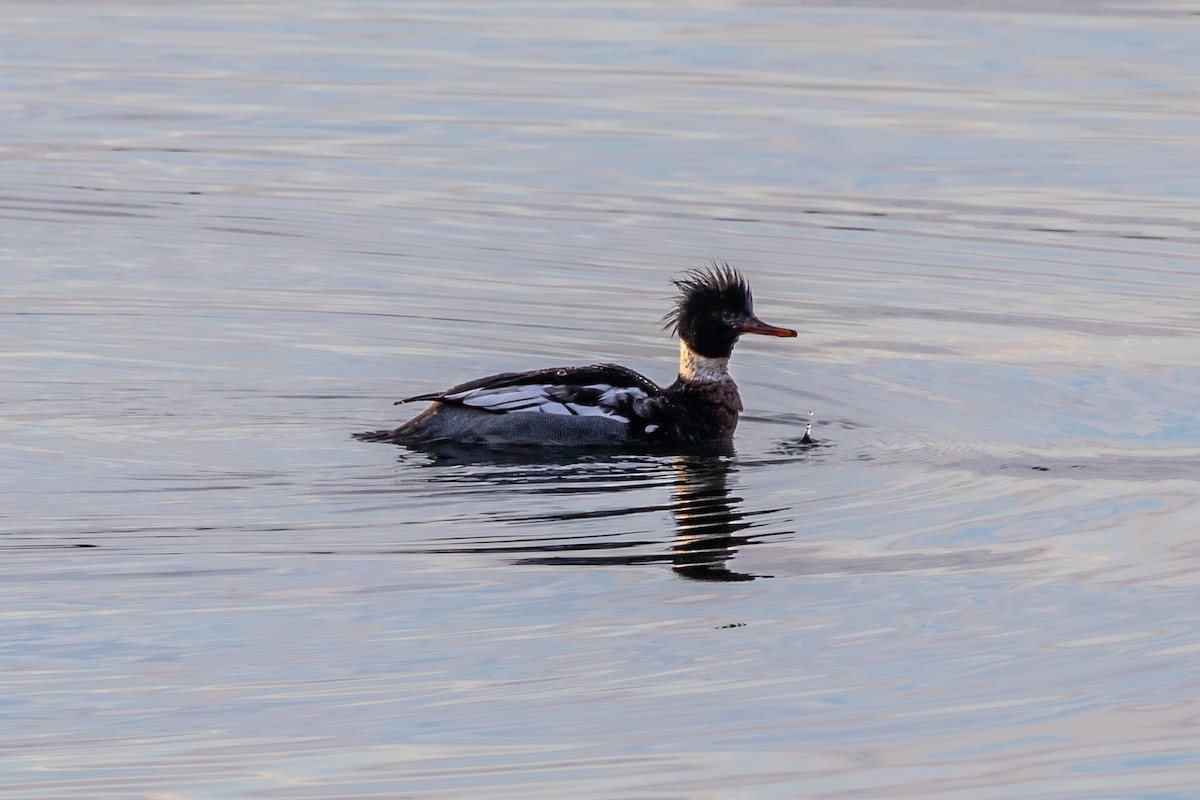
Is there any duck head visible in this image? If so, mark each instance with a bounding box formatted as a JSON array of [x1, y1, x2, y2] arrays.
[[664, 263, 797, 359]]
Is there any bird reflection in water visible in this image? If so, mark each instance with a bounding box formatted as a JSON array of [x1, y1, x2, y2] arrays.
[[391, 440, 804, 581], [669, 455, 768, 581], [671, 419, 815, 580]]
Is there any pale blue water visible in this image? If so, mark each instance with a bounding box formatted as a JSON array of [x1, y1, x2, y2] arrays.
[[3, 2, 1200, 798]]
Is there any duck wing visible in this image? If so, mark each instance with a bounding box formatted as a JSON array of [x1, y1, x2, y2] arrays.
[[397, 364, 662, 424]]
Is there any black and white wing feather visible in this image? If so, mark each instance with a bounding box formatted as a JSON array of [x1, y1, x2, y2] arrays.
[[397, 364, 662, 425]]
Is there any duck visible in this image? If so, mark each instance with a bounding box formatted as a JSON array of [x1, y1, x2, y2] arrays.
[[358, 263, 797, 448]]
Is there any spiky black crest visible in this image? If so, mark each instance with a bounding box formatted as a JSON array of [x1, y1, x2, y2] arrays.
[[663, 262, 753, 335], [662, 262, 757, 358]]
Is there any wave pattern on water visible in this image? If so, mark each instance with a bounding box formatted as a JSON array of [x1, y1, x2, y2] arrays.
[[4, 1, 1200, 798]]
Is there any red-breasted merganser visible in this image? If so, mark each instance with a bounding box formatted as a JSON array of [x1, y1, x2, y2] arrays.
[[359, 264, 796, 447]]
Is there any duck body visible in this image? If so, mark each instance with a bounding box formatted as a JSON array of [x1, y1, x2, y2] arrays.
[[386, 361, 741, 447], [360, 264, 795, 449], [388, 363, 666, 447]]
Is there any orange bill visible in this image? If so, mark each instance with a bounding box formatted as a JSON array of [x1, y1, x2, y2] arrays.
[[736, 315, 797, 337]]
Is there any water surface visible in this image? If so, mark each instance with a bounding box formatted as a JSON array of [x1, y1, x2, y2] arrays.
[[3, 2, 1200, 798]]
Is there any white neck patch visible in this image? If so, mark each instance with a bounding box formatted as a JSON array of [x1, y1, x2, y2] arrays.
[[678, 341, 732, 383]]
